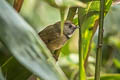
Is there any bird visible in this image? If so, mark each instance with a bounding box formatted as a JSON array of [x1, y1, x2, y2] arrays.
[[38, 21, 77, 61]]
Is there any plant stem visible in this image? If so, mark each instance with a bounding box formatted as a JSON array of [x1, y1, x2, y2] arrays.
[[13, 0, 24, 12], [95, 0, 105, 80], [78, 8, 82, 79], [60, 8, 67, 36], [78, 7, 86, 80]]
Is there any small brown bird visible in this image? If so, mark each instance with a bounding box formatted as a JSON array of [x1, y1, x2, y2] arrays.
[[38, 21, 77, 60]]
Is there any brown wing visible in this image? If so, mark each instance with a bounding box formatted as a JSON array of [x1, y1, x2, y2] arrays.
[[39, 25, 60, 43], [38, 23, 68, 51]]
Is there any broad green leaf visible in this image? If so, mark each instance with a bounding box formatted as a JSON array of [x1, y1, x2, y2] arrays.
[[78, 0, 112, 61], [77, 1, 100, 80], [78, 8, 99, 80], [78, 4, 99, 62], [0, 0, 67, 80], [79, 0, 112, 24], [0, 43, 31, 80], [105, 0, 112, 11], [85, 1, 100, 12], [76, 0, 112, 79], [1, 57, 31, 80], [82, 15, 99, 60]]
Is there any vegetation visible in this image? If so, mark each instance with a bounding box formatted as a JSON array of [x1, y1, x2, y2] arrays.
[[0, 0, 120, 80]]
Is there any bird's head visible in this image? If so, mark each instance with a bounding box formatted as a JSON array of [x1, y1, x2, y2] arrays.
[[63, 21, 78, 38]]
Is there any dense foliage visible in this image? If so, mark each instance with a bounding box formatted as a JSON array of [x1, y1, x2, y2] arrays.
[[0, 0, 120, 80]]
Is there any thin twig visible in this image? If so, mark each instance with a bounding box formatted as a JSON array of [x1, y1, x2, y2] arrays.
[[13, 0, 24, 12], [78, 9, 82, 79], [95, 0, 105, 80]]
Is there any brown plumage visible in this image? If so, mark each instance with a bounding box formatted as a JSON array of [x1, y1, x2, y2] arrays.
[[38, 21, 77, 60]]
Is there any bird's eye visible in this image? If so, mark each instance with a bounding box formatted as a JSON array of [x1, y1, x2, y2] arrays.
[[69, 25, 72, 28]]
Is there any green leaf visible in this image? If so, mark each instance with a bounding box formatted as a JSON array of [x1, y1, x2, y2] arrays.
[[0, 0, 67, 80], [78, 1, 100, 80], [78, 3, 99, 61], [82, 15, 99, 60], [77, 0, 112, 79], [78, 0, 112, 61], [1, 57, 31, 80]]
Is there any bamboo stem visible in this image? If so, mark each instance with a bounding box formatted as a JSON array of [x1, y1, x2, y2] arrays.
[[78, 10, 82, 80], [95, 0, 105, 80], [78, 16, 83, 80]]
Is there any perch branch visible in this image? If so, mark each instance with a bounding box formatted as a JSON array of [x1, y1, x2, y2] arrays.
[[95, 0, 105, 80]]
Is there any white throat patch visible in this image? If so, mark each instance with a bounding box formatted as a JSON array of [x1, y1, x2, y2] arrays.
[[68, 34, 73, 38]]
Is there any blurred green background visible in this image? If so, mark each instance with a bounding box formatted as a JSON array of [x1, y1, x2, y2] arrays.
[[19, 0, 120, 79], [1, 0, 120, 80]]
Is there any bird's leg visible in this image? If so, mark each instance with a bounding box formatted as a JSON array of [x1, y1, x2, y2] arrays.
[[53, 48, 61, 61]]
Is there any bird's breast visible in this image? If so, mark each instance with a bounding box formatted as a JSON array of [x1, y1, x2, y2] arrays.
[[47, 35, 68, 51]]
